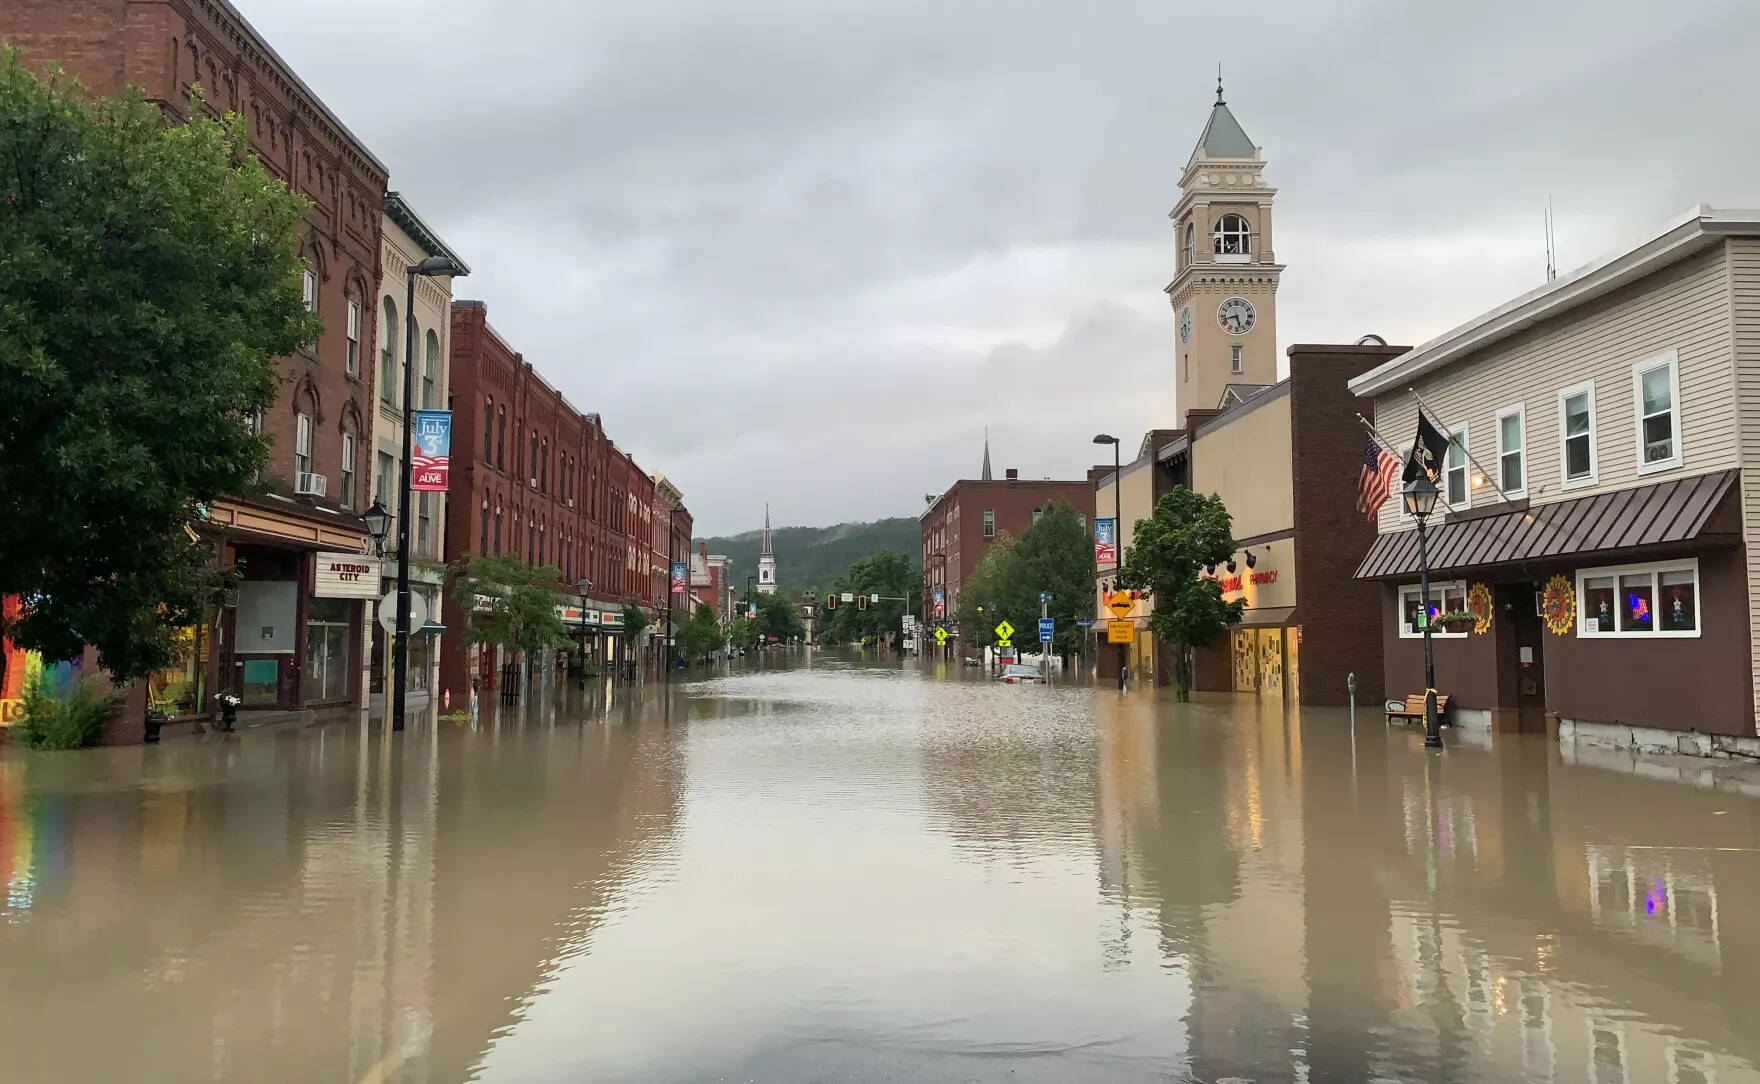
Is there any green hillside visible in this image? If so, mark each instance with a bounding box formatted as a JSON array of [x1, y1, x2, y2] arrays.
[[700, 517, 920, 597]]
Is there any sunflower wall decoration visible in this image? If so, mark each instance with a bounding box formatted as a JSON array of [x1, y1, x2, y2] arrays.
[[1540, 574, 1575, 636], [1466, 583, 1494, 635]]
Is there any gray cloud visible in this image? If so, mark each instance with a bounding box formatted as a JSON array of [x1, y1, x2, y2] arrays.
[[242, 0, 1758, 533]]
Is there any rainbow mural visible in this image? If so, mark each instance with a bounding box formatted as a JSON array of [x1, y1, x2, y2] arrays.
[[1, 596, 77, 727]]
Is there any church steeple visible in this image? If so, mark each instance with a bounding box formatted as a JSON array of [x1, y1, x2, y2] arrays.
[[980, 429, 993, 481], [757, 504, 777, 594]]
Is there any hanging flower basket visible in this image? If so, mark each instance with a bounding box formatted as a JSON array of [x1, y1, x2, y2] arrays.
[[1434, 611, 1478, 634]]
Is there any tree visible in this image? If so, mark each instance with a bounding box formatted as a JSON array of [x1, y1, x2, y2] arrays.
[[1000, 502, 1096, 659], [820, 550, 916, 646], [621, 597, 650, 642], [449, 555, 573, 665], [753, 591, 804, 644], [954, 531, 1016, 652], [678, 602, 723, 663], [1115, 489, 1244, 700], [0, 53, 319, 680]]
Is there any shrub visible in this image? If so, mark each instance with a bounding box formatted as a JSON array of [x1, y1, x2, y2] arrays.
[[14, 673, 122, 750]]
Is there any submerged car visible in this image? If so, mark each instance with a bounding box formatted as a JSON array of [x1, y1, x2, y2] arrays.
[[999, 664, 1045, 685]]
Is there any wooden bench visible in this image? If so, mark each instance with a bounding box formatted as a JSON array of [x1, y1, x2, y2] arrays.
[[1387, 693, 1450, 726]]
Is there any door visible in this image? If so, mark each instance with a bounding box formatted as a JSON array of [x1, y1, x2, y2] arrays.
[[1507, 583, 1547, 733]]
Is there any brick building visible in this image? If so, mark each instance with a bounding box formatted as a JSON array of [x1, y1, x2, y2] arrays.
[[440, 301, 681, 696], [3, 0, 392, 731], [921, 451, 1095, 650], [650, 475, 694, 669]]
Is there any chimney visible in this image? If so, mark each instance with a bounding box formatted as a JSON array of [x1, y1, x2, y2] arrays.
[[699, 540, 708, 558], [1005, 468, 1019, 482]]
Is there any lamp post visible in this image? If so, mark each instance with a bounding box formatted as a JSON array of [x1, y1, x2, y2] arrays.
[[665, 505, 675, 684], [575, 577, 593, 690], [926, 552, 947, 658], [392, 255, 468, 734], [1093, 433, 1124, 692], [1402, 475, 1444, 749]]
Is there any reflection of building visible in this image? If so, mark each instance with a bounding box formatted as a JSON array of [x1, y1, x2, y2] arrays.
[[1353, 208, 1760, 737], [1088, 431, 1182, 682]]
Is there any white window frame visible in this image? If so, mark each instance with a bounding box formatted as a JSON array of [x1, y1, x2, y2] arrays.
[[295, 411, 313, 477], [1230, 344, 1243, 374], [1212, 213, 1251, 261], [1496, 402, 1527, 499], [301, 265, 317, 312], [1556, 379, 1598, 490], [1633, 350, 1683, 475], [982, 508, 995, 538], [1443, 423, 1469, 511], [345, 299, 360, 377], [1575, 557, 1700, 639], [340, 433, 355, 509], [1398, 579, 1469, 638]]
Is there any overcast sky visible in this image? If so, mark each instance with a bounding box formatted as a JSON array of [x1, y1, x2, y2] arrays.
[[242, 0, 1755, 535]]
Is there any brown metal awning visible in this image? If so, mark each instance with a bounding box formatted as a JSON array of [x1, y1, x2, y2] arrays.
[[1238, 606, 1297, 628], [1353, 470, 1738, 580]]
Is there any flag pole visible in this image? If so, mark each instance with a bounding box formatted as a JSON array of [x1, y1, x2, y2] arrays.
[[1356, 414, 1402, 460], [1406, 388, 1518, 506]]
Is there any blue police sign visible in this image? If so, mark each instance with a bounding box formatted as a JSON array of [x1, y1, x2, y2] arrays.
[[1038, 617, 1054, 643]]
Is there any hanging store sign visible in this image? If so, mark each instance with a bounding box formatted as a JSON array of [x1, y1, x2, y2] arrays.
[[411, 410, 452, 492], [313, 552, 382, 598], [1094, 518, 1116, 565]]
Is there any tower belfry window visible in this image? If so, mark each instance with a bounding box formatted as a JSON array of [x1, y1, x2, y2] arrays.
[[1213, 214, 1251, 257]]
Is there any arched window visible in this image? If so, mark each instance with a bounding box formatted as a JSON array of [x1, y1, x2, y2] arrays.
[[539, 439, 548, 493], [529, 432, 539, 485], [480, 499, 489, 555], [423, 329, 439, 409], [340, 432, 356, 510], [527, 519, 536, 564], [345, 295, 361, 376], [1183, 223, 1195, 267], [379, 297, 398, 406], [494, 505, 504, 553], [496, 406, 506, 469], [1212, 213, 1251, 257], [483, 397, 494, 462]]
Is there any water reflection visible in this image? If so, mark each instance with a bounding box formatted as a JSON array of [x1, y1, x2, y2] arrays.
[[0, 655, 1758, 1082]]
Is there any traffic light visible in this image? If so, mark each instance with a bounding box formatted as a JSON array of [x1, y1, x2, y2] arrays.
[[825, 593, 837, 611], [858, 594, 868, 610]]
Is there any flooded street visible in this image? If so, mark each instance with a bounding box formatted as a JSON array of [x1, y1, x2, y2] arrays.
[[3, 653, 1760, 1082]]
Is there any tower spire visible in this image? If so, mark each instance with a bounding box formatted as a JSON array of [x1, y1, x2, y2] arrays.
[[761, 504, 773, 556], [981, 428, 993, 481], [1216, 63, 1224, 105]]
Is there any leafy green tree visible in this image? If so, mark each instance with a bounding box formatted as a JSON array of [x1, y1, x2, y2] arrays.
[[1115, 489, 1244, 700], [753, 592, 804, 644], [821, 550, 917, 646], [621, 597, 651, 641], [0, 53, 319, 680], [678, 603, 723, 662], [449, 555, 572, 661], [954, 531, 1016, 652], [998, 502, 1096, 659], [727, 613, 753, 652]]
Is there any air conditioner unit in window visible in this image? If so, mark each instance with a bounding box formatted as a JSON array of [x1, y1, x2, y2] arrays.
[[294, 472, 328, 497]]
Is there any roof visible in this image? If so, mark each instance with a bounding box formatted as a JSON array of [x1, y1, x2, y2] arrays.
[[1350, 205, 1760, 398], [1353, 470, 1738, 580], [384, 192, 471, 275], [1190, 96, 1257, 166], [1219, 383, 1275, 408]]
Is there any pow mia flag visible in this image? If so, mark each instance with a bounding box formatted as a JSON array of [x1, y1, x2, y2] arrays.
[[1402, 413, 1450, 485]]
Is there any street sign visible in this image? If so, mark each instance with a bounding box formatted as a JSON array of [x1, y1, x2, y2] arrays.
[[411, 410, 452, 491], [841, 592, 854, 603], [869, 593, 880, 604], [1075, 620, 1094, 627], [1039, 591, 1052, 604], [1106, 592, 1134, 619], [934, 627, 948, 645], [1038, 617, 1054, 642], [1107, 619, 1134, 644], [993, 619, 1015, 642]]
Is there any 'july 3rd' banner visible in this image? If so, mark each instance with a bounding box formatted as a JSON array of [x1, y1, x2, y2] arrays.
[[412, 410, 451, 492]]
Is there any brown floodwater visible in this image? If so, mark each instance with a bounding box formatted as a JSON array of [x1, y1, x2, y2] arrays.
[[2, 651, 1759, 1082]]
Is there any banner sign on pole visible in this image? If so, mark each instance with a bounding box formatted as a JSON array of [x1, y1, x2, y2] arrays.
[[1094, 517, 1116, 565], [411, 410, 452, 491]]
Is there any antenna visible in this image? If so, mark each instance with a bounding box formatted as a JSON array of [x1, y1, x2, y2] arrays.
[[1544, 197, 1557, 282]]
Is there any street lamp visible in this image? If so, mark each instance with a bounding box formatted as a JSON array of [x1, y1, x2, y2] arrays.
[[926, 552, 948, 658], [1402, 474, 1444, 749], [1093, 433, 1124, 692], [363, 499, 391, 557], [392, 254, 468, 734], [575, 576, 593, 690]]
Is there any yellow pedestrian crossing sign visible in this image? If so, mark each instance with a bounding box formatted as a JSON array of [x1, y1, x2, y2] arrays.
[[993, 619, 1015, 642], [934, 627, 948, 645]]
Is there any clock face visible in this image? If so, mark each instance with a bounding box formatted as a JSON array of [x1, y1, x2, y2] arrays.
[[1218, 296, 1256, 336], [1179, 308, 1192, 343]]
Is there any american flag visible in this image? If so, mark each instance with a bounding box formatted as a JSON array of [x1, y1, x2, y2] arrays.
[[1356, 436, 1401, 521]]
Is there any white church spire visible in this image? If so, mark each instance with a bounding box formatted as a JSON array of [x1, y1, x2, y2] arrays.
[[757, 504, 777, 594]]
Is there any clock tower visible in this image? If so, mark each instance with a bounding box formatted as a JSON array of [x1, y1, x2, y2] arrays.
[[1166, 79, 1283, 417]]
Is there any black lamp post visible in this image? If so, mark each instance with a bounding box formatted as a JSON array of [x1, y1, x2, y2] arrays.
[[926, 552, 947, 658], [363, 499, 392, 713], [665, 506, 675, 683], [575, 576, 593, 690], [1093, 433, 1124, 692], [1402, 474, 1444, 749], [745, 575, 758, 649], [392, 255, 468, 734]]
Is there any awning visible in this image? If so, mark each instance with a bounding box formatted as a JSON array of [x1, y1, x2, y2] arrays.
[[1354, 469, 1738, 580], [1237, 606, 1297, 628]]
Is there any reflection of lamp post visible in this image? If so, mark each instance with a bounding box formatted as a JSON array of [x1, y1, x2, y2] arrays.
[[926, 553, 948, 658], [393, 254, 469, 734], [1403, 475, 1443, 749], [1093, 433, 1124, 692], [575, 577, 592, 689]]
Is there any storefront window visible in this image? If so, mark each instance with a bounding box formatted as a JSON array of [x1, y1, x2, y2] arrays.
[[147, 622, 209, 716], [305, 597, 352, 702], [1578, 559, 1699, 638], [1399, 581, 1467, 638]]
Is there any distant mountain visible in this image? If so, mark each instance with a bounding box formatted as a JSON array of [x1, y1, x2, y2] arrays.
[[699, 517, 920, 596]]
